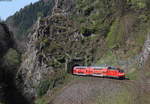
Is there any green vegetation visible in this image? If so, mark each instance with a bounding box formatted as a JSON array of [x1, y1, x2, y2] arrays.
[[37, 80, 51, 97], [35, 74, 97, 104], [6, 0, 55, 39], [3, 48, 20, 69], [34, 0, 150, 103], [95, 51, 118, 66], [126, 69, 139, 80], [128, 0, 150, 9], [5, 0, 150, 103], [37, 70, 68, 97], [106, 18, 121, 48], [75, 0, 116, 37], [35, 97, 47, 104]]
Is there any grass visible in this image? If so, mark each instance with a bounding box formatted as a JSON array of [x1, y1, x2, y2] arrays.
[[95, 51, 118, 66], [106, 19, 119, 48], [35, 97, 47, 104], [126, 67, 139, 80]]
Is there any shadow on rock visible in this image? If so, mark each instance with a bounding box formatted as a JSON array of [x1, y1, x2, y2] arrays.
[[1, 68, 31, 104]]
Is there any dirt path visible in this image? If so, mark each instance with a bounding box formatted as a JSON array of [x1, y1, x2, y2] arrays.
[[48, 76, 150, 104]]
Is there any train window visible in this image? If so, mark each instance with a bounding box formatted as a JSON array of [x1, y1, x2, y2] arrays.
[[75, 67, 87, 70], [80, 68, 86, 69], [94, 68, 102, 70], [108, 66, 117, 70], [74, 66, 86, 69]]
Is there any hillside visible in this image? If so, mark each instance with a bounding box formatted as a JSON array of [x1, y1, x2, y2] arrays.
[[6, 0, 55, 40], [0, 23, 29, 104], [3, 0, 150, 104]]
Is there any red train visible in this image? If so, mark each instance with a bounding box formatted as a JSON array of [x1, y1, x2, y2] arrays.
[[73, 66, 125, 79]]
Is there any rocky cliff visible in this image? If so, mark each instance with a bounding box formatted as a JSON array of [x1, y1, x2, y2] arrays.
[[0, 23, 15, 58], [16, 0, 150, 103], [18, 0, 82, 99], [0, 23, 30, 104], [0, 23, 15, 102]]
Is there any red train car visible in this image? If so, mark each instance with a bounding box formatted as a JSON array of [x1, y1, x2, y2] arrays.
[[73, 66, 125, 79]]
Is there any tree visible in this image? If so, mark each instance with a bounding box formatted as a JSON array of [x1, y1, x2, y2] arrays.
[[37, 12, 44, 18], [0, 17, 2, 22], [145, 0, 150, 9]]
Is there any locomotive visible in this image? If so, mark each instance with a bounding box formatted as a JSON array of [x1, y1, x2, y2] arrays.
[[73, 66, 125, 79]]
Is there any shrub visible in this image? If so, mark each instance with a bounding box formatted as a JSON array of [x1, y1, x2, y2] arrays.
[[3, 48, 20, 69], [37, 80, 52, 97], [35, 98, 47, 104], [128, 0, 146, 9], [37, 71, 67, 97]]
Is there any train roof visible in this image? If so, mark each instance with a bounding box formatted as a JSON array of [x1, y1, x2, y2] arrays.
[[74, 66, 87, 68], [74, 66, 108, 69]]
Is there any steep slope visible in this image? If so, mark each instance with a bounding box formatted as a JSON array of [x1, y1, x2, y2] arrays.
[[0, 23, 15, 99], [49, 77, 140, 104], [6, 0, 55, 40], [17, 1, 82, 99], [49, 35, 150, 103], [15, 0, 150, 104], [17, 0, 106, 100], [49, 33, 150, 103], [0, 23, 30, 104], [0, 23, 15, 57]]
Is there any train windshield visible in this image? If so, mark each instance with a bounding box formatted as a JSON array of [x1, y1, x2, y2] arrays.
[[118, 69, 124, 72], [94, 68, 101, 70], [108, 66, 117, 70]]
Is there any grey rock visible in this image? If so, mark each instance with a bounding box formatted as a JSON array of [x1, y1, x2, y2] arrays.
[[17, 0, 80, 99]]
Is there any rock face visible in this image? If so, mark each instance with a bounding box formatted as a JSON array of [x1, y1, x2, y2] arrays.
[[17, 0, 83, 98], [0, 23, 15, 101], [16, 0, 150, 103], [0, 23, 15, 100], [0, 23, 14, 82], [0, 23, 15, 58], [138, 33, 150, 67]]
